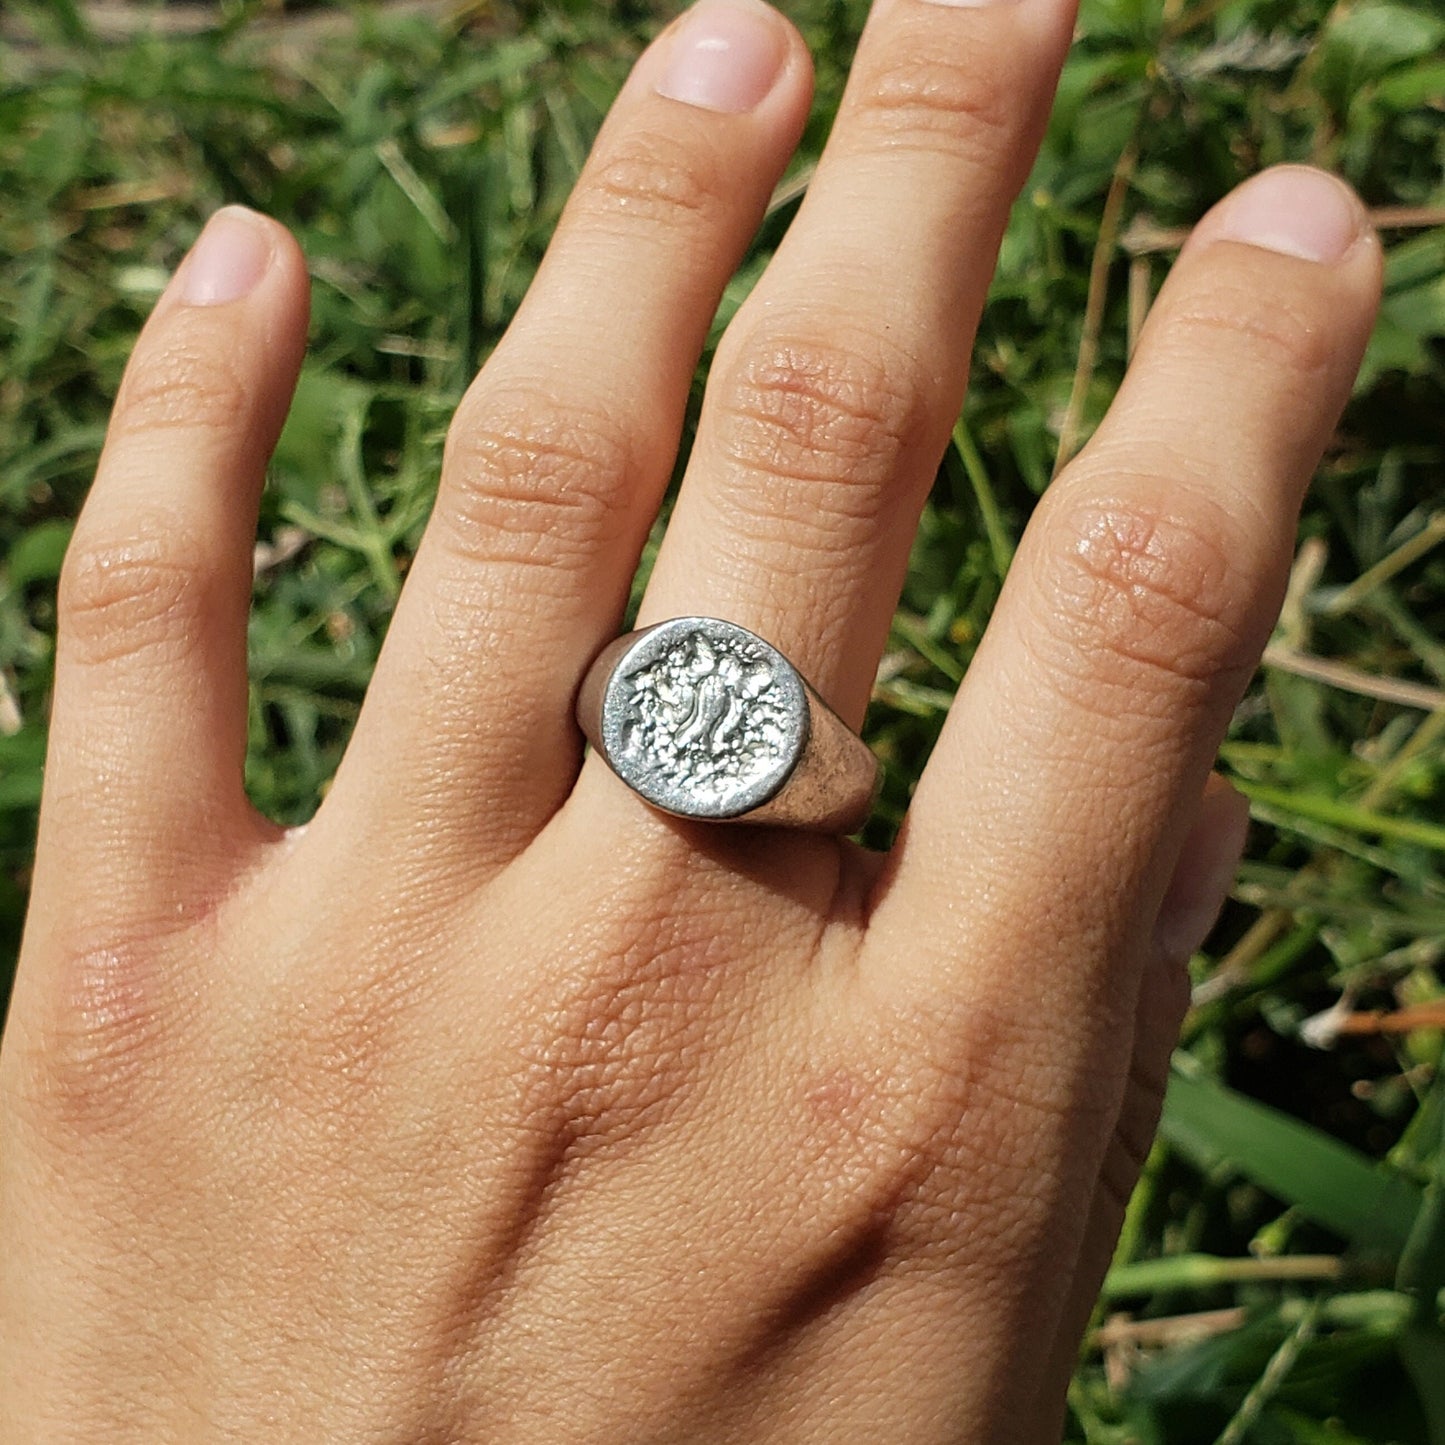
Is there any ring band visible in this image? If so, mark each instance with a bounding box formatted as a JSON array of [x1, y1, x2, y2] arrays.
[[576, 616, 880, 832]]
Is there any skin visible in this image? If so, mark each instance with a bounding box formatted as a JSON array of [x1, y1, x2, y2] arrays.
[[0, 0, 1382, 1439]]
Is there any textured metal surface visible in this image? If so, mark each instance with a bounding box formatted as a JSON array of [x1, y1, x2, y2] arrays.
[[578, 616, 881, 831], [597, 617, 809, 819]]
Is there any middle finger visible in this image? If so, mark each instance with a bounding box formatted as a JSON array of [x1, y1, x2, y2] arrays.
[[632, 0, 1078, 729], [322, 2, 812, 871]]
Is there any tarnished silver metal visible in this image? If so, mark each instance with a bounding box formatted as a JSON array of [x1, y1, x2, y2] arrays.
[[576, 616, 879, 832]]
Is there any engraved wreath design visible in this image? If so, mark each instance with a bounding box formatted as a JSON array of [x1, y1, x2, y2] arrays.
[[616, 630, 794, 807]]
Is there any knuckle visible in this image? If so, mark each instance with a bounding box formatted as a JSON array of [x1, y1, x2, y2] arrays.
[[570, 125, 730, 233], [711, 329, 926, 525], [16, 940, 186, 1140], [437, 387, 636, 573], [852, 49, 1016, 157], [873, 990, 1129, 1264], [511, 878, 739, 1165], [857, 995, 1087, 1257], [111, 321, 254, 438], [275, 970, 425, 1114], [525, 963, 702, 1148], [1165, 278, 1335, 378], [240, 907, 452, 1131], [59, 526, 208, 667], [522, 983, 685, 1154], [917, 1008, 1072, 1156], [1026, 489, 1265, 704]]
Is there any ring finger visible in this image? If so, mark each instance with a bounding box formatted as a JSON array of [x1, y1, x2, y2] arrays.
[[623, 0, 1078, 737]]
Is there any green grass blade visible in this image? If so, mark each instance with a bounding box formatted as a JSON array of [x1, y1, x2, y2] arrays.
[[1233, 780, 1445, 853], [1395, 1075, 1445, 1442], [1400, 1328, 1445, 1445], [1162, 1062, 1423, 1263]]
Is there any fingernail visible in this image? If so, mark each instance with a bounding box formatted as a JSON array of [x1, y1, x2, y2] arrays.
[[655, 0, 787, 114], [1155, 778, 1251, 962], [1208, 166, 1365, 264], [178, 206, 273, 305]]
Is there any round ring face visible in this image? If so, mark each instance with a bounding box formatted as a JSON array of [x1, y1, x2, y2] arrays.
[[599, 617, 809, 819]]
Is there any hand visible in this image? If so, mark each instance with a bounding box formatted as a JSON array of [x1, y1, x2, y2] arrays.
[[0, 0, 1381, 1438]]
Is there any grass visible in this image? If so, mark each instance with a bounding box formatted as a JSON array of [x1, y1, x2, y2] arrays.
[[2, 0, 1444, 1438]]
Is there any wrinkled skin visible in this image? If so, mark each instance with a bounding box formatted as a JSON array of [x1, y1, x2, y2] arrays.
[[0, 0, 1380, 1439]]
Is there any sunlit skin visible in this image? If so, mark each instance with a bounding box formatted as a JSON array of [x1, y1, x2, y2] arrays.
[[0, 0, 1380, 1438]]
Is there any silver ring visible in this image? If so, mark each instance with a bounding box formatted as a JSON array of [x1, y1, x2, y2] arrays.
[[576, 616, 880, 833]]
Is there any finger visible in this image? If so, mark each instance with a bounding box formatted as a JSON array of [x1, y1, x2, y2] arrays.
[[1029, 777, 1248, 1437], [33, 208, 308, 935], [327, 0, 813, 872], [1152, 772, 1251, 966], [627, 0, 1078, 730], [875, 166, 1381, 1036], [1028, 953, 1188, 1440], [813, 777, 1243, 1438]]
